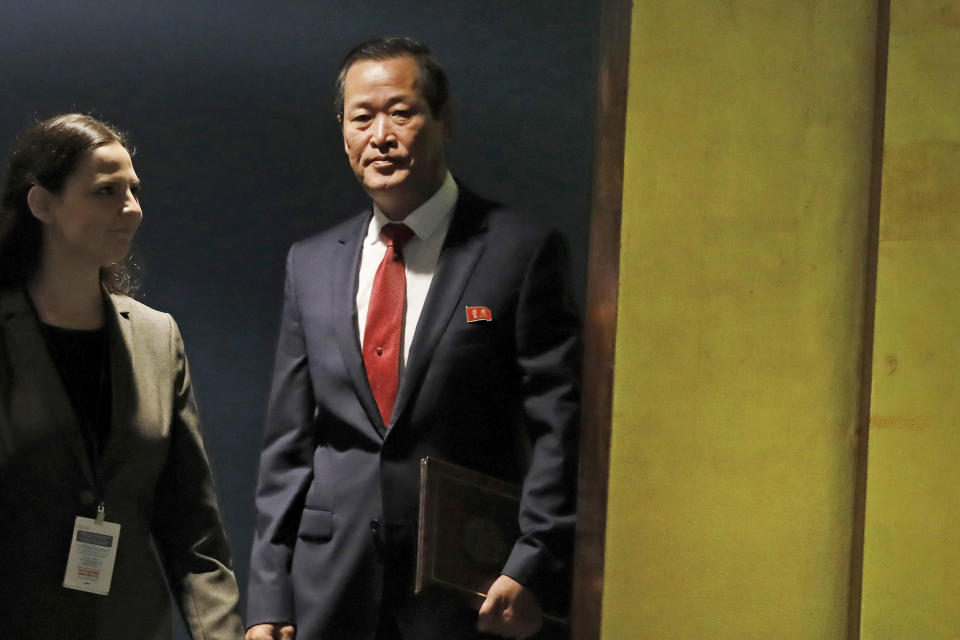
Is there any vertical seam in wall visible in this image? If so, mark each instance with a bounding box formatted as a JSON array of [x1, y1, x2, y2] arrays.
[[570, 0, 632, 638], [847, 0, 891, 637]]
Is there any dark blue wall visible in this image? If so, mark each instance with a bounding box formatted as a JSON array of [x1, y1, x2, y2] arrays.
[[0, 1, 597, 635]]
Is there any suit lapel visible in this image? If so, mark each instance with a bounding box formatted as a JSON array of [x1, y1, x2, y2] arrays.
[[332, 211, 389, 437], [0, 289, 95, 485], [103, 292, 135, 474], [388, 193, 488, 430]]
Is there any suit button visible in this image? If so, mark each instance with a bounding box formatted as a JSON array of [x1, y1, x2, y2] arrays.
[[79, 490, 96, 506], [369, 518, 380, 532]]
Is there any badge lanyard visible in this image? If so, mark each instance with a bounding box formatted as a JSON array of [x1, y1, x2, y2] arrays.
[[27, 291, 111, 521], [25, 292, 122, 595]]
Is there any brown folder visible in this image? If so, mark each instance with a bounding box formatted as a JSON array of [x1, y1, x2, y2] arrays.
[[415, 457, 567, 626], [415, 456, 521, 603]]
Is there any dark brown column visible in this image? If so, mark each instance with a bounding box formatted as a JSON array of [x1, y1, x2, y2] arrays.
[[570, 0, 632, 638], [846, 0, 891, 637]]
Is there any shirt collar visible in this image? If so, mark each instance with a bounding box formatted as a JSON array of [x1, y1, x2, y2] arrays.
[[370, 171, 458, 244]]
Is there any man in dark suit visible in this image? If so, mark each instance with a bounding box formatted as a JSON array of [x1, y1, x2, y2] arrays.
[[246, 36, 580, 640]]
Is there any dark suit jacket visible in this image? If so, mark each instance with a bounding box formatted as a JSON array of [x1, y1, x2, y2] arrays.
[[247, 188, 580, 639], [0, 288, 243, 640]]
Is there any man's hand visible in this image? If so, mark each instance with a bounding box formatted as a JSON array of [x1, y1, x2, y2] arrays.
[[245, 623, 295, 640], [477, 574, 543, 639]]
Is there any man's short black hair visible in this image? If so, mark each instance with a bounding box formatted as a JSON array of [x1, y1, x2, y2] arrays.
[[334, 36, 450, 120]]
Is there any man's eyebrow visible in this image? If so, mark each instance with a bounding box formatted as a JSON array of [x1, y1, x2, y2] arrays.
[[346, 95, 414, 111]]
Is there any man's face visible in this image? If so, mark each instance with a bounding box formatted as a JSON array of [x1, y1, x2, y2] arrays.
[[341, 55, 449, 219]]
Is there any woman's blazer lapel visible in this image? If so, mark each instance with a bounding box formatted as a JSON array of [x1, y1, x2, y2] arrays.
[[0, 288, 94, 484], [0, 289, 153, 484], [103, 292, 138, 474]]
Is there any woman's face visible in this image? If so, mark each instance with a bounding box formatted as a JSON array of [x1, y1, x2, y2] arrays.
[[41, 142, 142, 269]]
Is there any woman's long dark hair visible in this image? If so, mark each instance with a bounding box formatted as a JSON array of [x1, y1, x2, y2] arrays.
[[0, 113, 140, 295]]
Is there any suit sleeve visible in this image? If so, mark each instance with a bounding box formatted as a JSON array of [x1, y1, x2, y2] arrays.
[[246, 245, 318, 627], [501, 230, 581, 614], [151, 315, 245, 640]]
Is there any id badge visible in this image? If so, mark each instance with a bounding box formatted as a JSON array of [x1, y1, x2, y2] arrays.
[[62, 515, 121, 595]]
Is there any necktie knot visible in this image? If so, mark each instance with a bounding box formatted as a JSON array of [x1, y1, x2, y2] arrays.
[[380, 223, 414, 252]]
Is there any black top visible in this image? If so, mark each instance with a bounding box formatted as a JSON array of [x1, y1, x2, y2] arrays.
[[41, 323, 112, 452]]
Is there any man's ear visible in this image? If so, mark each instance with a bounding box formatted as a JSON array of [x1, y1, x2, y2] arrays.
[[338, 115, 350, 155], [26, 185, 54, 224]]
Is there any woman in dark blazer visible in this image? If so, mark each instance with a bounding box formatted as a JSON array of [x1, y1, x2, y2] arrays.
[[0, 114, 243, 639]]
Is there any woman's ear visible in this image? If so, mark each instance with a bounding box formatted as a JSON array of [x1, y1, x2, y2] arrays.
[[26, 185, 53, 223]]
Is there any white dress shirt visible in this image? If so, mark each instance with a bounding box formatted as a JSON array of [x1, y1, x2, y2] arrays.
[[356, 172, 459, 370]]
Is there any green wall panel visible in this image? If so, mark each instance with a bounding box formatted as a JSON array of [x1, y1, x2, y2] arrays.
[[602, 2, 879, 637]]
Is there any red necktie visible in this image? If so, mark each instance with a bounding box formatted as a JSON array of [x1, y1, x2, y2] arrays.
[[363, 223, 415, 426]]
